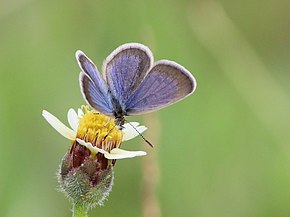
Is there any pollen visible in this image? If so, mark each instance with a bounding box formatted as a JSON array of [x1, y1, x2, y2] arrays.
[[76, 109, 123, 152]]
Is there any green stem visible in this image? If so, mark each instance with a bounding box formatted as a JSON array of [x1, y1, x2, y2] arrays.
[[73, 203, 88, 217]]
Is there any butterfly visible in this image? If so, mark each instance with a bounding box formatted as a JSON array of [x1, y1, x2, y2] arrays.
[[76, 43, 197, 129]]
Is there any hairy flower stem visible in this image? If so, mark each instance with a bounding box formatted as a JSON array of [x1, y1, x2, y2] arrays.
[[73, 203, 88, 217]]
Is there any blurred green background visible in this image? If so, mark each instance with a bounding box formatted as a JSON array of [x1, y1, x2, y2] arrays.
[[1, 0, 290, 216]]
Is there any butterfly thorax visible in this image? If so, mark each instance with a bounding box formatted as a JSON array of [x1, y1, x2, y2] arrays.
[[111, 95, 126, 129]]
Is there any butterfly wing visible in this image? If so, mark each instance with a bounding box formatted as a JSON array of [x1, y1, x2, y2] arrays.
[[76, 51, 113, 115], [103, 43, 153, 108], [124, 60, 197, 115]]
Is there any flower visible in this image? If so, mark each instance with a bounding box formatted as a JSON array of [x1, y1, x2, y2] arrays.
[[42, 106, 148, 207], [42, 106, 147, 159]]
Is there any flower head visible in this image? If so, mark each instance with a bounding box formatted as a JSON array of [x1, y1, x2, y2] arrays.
[[42, 106, 147, 207], [42, 106, 147, 159]]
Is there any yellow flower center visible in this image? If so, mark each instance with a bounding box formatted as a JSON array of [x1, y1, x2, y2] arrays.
[[76, 109, 123, 152]]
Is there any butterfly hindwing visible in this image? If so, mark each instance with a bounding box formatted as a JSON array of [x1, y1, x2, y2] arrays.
[[125, 60, 196, 115]]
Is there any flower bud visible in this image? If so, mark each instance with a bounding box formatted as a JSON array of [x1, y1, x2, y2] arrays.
[[57, 141, 114, 208]]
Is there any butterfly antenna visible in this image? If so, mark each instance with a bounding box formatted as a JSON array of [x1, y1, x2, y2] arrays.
[[126, 121, 154, 148]]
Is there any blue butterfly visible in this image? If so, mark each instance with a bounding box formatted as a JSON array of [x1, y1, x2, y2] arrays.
[[76, 43, 196, 128]]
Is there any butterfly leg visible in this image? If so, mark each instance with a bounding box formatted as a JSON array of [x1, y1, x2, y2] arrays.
[[102, 125, 115, 142]]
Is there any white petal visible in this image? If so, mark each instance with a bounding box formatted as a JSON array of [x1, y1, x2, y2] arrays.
[[104, 148, 147, 159], [136, 126, 147, 134], [77, 108, 84, 117], [123, 122, 139, 128], [122, 122, 147, 141], [76, 139, 146, 159], [67, 108, 79, 131], [42, 110, 76, 140], [76, 138, 106, 155]]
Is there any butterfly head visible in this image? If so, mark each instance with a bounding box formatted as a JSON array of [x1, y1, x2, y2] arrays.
[[113, 113, 126, 130]]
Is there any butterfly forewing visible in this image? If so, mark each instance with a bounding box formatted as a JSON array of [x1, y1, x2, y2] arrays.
[[125, 60, 196, 115], [76, 51, 113, 115], [79, 72, 113, 115], [103, 43, 153, 105]]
